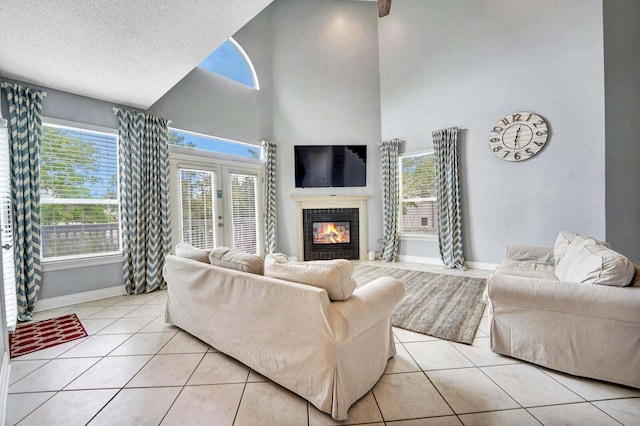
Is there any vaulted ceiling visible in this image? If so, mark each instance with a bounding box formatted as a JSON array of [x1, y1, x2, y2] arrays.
[[0, 0, 274, 109]]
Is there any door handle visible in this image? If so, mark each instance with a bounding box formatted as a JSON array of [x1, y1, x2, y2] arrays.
[[2, 243, 11, 250], [217, 223, 223, 228]]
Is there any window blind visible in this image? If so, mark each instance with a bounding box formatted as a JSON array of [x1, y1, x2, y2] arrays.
[[40, 123, 120, 259], [0, 122, 16, 331], [230, 173, 261, 256], [180, 169, 217, 249]]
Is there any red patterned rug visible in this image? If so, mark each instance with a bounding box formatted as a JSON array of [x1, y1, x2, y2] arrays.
[[9, 313, 87, 358]]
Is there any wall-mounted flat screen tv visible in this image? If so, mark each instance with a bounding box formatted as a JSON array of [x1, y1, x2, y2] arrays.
[[295, 145, 367, 188]]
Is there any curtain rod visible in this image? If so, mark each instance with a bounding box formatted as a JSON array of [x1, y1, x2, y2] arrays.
[[0, 82, 46, 97], [112, 107, 172, 124]]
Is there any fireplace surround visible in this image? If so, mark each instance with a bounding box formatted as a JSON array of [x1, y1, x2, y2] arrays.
[[292, 195, 369, 261]]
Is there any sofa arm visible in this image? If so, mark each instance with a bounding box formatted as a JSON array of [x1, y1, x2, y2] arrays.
[[505, 244, 554, 265], [328, 276, 405, 341], [487, 273, 640, 323]]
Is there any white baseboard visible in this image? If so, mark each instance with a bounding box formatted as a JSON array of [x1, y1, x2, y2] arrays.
[[466, 261, 499, 271], [397, 255, 444, 265], [35, 285, 126, 312], [397, 255, 498, 271]]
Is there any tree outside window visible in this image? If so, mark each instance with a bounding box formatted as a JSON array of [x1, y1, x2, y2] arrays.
[[40, 124, 120, 258]]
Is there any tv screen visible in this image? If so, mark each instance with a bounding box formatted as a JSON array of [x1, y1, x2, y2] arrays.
[[295, 145, 367, 188]]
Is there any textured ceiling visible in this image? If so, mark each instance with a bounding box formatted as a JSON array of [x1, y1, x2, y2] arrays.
[[0, 0, 274, 109]]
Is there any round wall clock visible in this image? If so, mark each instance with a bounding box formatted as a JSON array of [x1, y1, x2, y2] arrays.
[[489, 112, 549, 161]]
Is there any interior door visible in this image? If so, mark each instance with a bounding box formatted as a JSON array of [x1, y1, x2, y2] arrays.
[[0, 120, 16, 331]]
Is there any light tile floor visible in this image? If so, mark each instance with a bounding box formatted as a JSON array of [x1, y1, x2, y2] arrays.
[[7, 261, 640, 425]]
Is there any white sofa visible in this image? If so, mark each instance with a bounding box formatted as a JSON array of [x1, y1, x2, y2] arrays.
[[485, 232, 640, 389], [163, 248, 404, 420]]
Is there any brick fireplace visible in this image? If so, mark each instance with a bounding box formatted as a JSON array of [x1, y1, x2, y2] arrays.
[[292, 195, 369, 261]]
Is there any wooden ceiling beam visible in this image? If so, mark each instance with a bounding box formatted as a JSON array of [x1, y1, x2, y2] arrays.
[[378, 0, 391, 17]]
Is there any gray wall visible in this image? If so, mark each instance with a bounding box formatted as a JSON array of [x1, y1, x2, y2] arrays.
[[1, 79, 127, 299], [378, 0, 607, 264], [604, 0, 640, 264], [148, 6, 273, 147], [271, 0, 383, 257], [154, 0, 384, 257]]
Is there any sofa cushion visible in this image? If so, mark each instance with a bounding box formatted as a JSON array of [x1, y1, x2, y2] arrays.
[[554, 237, 635, 286], [264, 253, 356, 301], [175, 243, 210, 264], [505, 245, 555, 265], [495, 260, 558, 281], [209, 247, 264, 275]]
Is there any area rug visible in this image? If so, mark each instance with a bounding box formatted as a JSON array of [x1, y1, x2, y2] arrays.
[[9, 313, 87, 358], [353, 265, 487, 345]]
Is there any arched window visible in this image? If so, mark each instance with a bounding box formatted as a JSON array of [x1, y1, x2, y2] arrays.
[[198, 37, 259, 90]]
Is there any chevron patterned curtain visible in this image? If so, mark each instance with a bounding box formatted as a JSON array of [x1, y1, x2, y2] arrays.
[[2, 83, 44, 321], [432, 127, 466, 270], [262, 140, 277, 254], [380, 138, 402, 262], [116, 109, 172, 294]]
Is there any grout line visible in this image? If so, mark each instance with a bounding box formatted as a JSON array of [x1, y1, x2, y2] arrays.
[[85, 387, 124, 424], [231, 376, 250, 425], [370, 388, 385, 423], [7, 389, 58, 425]]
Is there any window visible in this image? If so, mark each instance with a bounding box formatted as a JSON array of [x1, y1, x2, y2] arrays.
[[399, 151, 438, 237], [198, 38, 259, 90], [169, 128, 261, 159], [0, 121, 16, 330], [40, 122, 120, 259]]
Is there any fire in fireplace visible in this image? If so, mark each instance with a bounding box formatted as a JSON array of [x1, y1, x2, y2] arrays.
[[313, 222, 350, 244]]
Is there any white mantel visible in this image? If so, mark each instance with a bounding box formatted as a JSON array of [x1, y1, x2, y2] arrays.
[[292, 195, 369, 261]]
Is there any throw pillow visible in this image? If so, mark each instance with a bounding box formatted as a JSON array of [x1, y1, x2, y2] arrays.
[[553, 231, 609, 265], [631, 264, 640, 287], [175, 243, 211, 264], [264, 253, 356, 301], [555, 237, 635, 286], [209, 247, 264, 275]]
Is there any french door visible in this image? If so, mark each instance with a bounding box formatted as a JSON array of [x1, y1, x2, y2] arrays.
[[170, 155, 264, 256]]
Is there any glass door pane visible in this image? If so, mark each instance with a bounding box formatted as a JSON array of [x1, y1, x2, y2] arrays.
[[179, 168, 219, 249], [229, 173, 261, 256]]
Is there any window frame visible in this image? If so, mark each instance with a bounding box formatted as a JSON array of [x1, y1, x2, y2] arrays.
[[168, 127, 263, 160], [198, 37, 260, 90], [40, 118, 123, 270], [398, 149, 439, 241]]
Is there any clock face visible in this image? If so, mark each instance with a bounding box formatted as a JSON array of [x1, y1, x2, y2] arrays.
[[489, 112, 549, 161]]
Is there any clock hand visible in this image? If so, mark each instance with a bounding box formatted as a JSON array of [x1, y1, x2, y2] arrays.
[[514, 126, 521, 148]]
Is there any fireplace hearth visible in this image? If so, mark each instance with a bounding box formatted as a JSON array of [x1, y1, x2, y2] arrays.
[[303, 209, 359, 260]]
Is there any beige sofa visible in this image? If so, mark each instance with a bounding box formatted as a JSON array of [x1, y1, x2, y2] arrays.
[[163, 248, 404, 420], [485, 232, 640, 389]]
